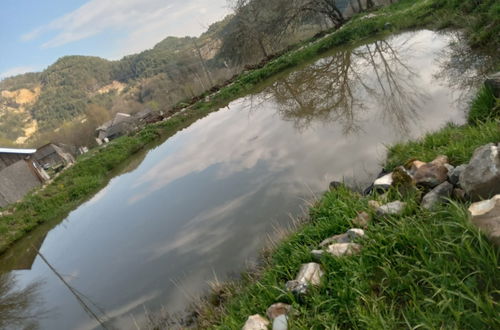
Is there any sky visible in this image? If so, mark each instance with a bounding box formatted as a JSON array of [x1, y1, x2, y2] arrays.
[[0, 0, 231, 79]]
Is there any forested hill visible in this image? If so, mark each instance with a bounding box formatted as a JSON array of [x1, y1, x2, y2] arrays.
[[0, 16, 231, 146]]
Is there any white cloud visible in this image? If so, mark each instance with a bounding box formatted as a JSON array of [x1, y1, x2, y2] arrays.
[[22, 0, 230, 57], [0, 66, 36, 79]]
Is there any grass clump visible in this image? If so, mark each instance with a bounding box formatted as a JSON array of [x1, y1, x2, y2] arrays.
[[199, 187, 499, 328], [468, 85, 499, 125], [385, 121, 500, 170]]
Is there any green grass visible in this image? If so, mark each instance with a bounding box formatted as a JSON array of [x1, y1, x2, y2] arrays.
[[199, 187, 499, 328], [385, 121, 500, 170], [0, 0, 498, 255], [468, 85, 499, 125]]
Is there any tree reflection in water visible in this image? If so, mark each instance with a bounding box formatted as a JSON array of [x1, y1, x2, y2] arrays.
[[259, 35, 429, 134], [434, 31, 495, 105], [0, 273, 43, 329]]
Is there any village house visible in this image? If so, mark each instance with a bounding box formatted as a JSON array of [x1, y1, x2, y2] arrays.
[[0, 148, 49, 208], [95, 112, 135, 144], [134, 108, 163, 124], [33, 143, 75, 171]]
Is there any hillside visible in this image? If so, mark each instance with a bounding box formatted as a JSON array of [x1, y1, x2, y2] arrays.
[[0, 17, 234, 147]]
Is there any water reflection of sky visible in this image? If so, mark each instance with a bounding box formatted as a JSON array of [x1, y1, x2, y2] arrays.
[[1, 30, 485, 329]]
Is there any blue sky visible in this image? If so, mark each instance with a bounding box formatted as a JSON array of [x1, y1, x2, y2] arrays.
[[0, 0, 230, 79]]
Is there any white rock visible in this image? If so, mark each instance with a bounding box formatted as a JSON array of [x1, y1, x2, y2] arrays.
[[373, 172, 393, 190], [326, 243, 362, 257], [347, 228, 365, 240], [468, 195, 500, 246], [469, 195, 500, 216], [319, 233, 349, 246], [376, 201, 406, 216], [266, 303, 291, 320], [319, 228, 365, 247], [272, 315, 288, 330], [243, 314, 269, 330], [295, 262, 323, 286]]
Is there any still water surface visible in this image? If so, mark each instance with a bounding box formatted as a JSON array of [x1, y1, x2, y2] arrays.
[[0, 30, 489, 329]]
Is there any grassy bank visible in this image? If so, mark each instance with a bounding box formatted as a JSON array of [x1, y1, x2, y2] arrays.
[[196, 70, 500, 329], [0, 0, 497, 254], [198, 188, 499, 328]]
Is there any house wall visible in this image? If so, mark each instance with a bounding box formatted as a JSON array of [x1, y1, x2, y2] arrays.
[[0, 153, 26, 172], [0, 160, 42, 208]]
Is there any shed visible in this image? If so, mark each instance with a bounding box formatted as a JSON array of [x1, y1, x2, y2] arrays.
[[33, 143, 75, 170], [96, 113, 135, 142]]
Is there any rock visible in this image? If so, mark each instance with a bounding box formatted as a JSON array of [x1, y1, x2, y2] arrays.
[[409, 160, 426, 175], [433, 155, 449, 166], [459, 143, 500, 201], [421, 181, 453, 210], [413, 155, 449, 188], [326, 243, 362, 257], [347, 228, 365, 240], [272, 315, 288, 330], [364, 169, 391, 195], [319, 229, 365, 247], [266, 303, 291, 320], [368, 200, 381, 209], [449, 164, 467, 186], [485, 72, 500, 97], [352, 211, 371, 228], [285, 280, 308, 295], [376, 201, 406, 216], [329, 181, 344, 190], [373, 172, 393, 191], [319, 233, 350, 247], [295, 262, 323, 286], [453, 188, 466, 201], [286, 263, 323, 294], [444, 164, 455, 175], [243, 314, 269, 330], [468, 195, 500, 246]]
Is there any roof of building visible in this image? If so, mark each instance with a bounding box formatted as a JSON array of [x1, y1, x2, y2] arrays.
[[97, 112, 132, 131], [33, 143, 65, 160], [134, 108, 153, 120], [0, 148, 36, 154]]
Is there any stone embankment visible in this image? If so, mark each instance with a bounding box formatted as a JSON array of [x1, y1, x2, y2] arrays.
[[241, 141, 500, 329]]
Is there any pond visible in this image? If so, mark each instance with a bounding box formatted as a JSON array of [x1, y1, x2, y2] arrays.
[[0, 30, 489, 329]]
